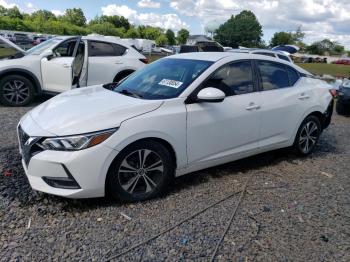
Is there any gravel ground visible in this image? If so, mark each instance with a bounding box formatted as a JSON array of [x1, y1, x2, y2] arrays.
[[0, 99, 349, 261]]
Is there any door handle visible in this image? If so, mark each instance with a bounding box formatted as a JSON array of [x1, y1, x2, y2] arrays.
[[63, 64, 71, 68], [298, 93, 310, 100], [246, 103, 261, 110], [115, 61, 123, 65]]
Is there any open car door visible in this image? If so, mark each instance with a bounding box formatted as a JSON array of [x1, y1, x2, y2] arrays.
[[41, 37, 84, 93], [0, 36, 25, 60]]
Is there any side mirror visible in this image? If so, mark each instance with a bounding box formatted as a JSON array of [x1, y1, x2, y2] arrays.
[[197, 87, 225, 103], [42, 50, 54, 60]]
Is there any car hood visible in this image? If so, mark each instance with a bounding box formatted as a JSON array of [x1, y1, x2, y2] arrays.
[[28, 85, 163, 136]]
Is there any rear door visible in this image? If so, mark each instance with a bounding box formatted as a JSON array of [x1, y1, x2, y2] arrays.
[[255, 60, 307, 148], [41, 37, 81, 92], [87, 40, 127, 85]]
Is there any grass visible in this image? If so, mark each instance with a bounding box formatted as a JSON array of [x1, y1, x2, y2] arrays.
[[297, 63, 350, 78], [0, 47, 18, 58]]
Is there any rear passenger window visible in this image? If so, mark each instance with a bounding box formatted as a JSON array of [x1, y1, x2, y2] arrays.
[[286, 67, 300, 85], [257, 61, 290, 91], [277, 54, 290, 62], [205, 61, 254, 96], [89, 41, 126, 57]]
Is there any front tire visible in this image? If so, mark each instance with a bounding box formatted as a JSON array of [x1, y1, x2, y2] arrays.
[[0, 75, 35, 106], [106, 141, 174, 202], [293, 116, 321, 156]]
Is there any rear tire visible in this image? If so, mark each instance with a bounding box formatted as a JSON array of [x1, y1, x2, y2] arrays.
[[0, 75, 35, 106], [106, 141, 174, 202], [293, 116, 321, 156], [336, 100, 348, 115]]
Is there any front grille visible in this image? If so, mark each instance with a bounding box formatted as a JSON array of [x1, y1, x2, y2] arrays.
[[18, 125, 44, 166]]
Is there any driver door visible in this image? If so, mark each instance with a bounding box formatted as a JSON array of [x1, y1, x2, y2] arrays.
[[41, 37, 81, 93], [186, 60, 261, 167]]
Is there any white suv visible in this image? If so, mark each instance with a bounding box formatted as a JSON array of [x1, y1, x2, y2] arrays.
[[0, 35, 147, 106], [227, 49, 293, 63], [18, 52, 334, 202]]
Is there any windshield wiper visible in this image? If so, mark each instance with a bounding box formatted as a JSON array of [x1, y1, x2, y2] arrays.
[[117, 89, 143, 99]]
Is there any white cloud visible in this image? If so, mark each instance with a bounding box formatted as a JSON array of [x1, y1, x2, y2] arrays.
[[0, 0, 17, 8], [170, 0, 350, 48], [138, 0, 161, 8], [51, 9, 63, 16], [101, 4, 188, 31]]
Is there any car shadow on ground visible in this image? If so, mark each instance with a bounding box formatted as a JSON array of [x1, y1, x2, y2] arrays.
[[0, 133, 338, 214]]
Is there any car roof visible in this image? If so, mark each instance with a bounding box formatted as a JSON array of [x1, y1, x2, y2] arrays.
[[167, 52, 311, 75]]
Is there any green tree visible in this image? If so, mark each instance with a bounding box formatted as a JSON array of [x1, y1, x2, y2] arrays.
[[143, 26, 162, 40], [155, 34, 168, 46], [214, 10, 262, 48], [177, 28, 189, 45], [270, 32, 294, 47], [63, 8, 86, 27], [31, 10, 56, 21], [90, 15, 130, 30], [125, 28, 140, 38], [165, 29, 176, 45], [306, 39, 345, 55], [7, 6, 23, 19]]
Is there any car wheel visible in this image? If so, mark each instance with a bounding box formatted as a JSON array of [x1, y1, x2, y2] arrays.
[[293, 115, 321, 156], [106, 141, 175, 202], [336, 100, 348, 115], [0, 75, 35, 106]]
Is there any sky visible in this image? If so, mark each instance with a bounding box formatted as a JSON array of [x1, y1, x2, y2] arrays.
[[1, 0, 350, 48]]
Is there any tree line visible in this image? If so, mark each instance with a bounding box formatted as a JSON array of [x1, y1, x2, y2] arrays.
[[0, 5, 347, 55], [0, 6, 190, 46], [213, 10, 347, 55]]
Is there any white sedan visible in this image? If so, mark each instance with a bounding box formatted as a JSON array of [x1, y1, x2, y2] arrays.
[[18, 52, 334, 202], [0, 35, 147, 106]]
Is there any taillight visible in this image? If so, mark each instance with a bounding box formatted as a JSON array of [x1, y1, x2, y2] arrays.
[[329, 89, 337, 98], [139, 58, 149, 64]]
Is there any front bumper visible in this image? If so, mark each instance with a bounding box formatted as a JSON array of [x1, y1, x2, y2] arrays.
[[20, 138, 119, 199]]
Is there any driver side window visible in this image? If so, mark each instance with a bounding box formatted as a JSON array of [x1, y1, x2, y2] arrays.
[[53, 39, 77, 57], [204, 61, 255, 96]]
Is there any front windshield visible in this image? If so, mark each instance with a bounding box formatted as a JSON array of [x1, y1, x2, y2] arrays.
[[25, 38, 61, 55], [113, 58, 213, 99]]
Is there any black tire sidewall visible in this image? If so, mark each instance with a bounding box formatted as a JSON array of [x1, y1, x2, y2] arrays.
[[294, 116, 321, 156], [0, 75, 35, 106], [106, 141, 174, 202], [336, 100, 348, 115]]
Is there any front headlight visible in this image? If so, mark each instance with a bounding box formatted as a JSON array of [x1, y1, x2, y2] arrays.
[[40, 128, 117, 151]]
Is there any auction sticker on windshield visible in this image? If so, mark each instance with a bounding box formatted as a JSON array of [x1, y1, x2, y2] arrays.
[[158, 79, 183, 89]]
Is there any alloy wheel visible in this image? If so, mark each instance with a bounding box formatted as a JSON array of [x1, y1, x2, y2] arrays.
[[118, 149, 164, 195], [299, 121, 319, 154], [2, 80, 30, 105]]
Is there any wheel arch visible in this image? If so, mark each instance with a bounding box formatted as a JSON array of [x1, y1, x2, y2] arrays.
[[109, 137, 177, 172], [104, 137, 178, 197], [0, 69, 42, 94]]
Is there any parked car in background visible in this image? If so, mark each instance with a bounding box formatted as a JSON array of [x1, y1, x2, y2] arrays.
[[32, 36, 47, 45], [13, 33, 32, 45], [0, 35, 147, 106], [227, 49, 293, 63], [336, 80, 350, 115], [179, 41, 224, 53], [332, 59, 350, 65], [17, 52, 334, 202], [0, 33, 15, 42]]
